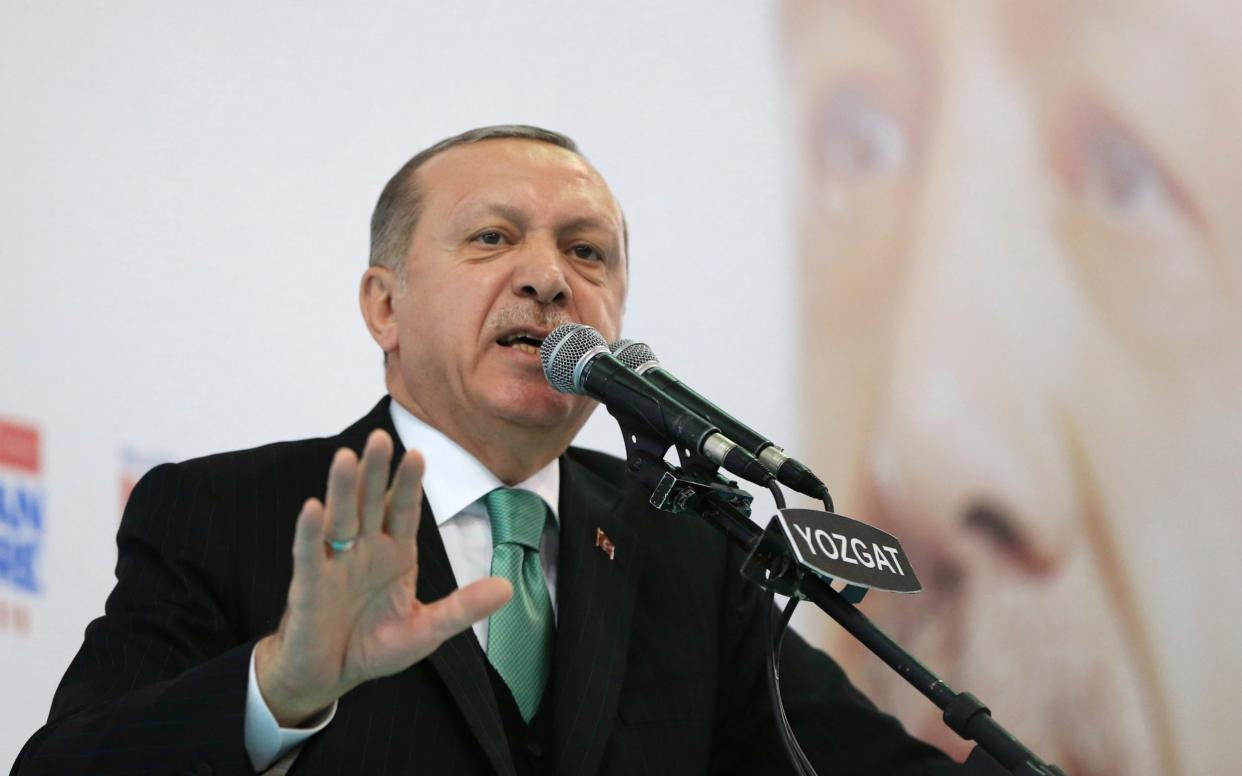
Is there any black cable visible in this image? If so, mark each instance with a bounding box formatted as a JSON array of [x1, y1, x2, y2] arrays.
[[775, 595, 798, 661], [817, 485, 834, 513], [761, 479, 816, 775], [767, 479, 787, 509], [765, 592, 817, 776]]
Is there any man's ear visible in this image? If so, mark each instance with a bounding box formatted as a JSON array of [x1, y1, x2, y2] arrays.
[[359, 266, 400, 355]]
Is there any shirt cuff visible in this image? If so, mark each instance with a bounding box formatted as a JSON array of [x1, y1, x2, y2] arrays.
[[244, 644, 337, 771]]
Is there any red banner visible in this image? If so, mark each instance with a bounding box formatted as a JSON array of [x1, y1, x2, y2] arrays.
[[0, 420, 39, 475]]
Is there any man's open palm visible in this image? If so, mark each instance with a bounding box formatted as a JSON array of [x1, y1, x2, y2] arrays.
[[255, 430, 512, 726]]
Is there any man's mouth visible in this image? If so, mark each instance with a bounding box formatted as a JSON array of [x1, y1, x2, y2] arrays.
[[496, 330, 546, 356]]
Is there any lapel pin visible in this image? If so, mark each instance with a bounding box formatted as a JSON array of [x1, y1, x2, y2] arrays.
[[594, 527, 616, 560]]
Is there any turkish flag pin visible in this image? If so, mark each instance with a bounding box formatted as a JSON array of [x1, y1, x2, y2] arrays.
[[595, 527, 616, 560]]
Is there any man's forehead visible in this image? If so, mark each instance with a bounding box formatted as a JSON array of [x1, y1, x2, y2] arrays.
[[417, 138, 623, 227], [419, 138, 604, 195]]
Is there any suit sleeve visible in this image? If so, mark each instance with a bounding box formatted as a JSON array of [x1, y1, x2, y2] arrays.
[[709, 543, 967, 776], [11, 463, 257, 776]]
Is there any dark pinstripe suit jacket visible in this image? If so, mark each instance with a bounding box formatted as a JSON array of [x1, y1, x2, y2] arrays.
[[13, 398, 961, 775]]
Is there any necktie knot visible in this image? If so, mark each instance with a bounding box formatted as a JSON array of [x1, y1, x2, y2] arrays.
[[483, 487, 547, 551]]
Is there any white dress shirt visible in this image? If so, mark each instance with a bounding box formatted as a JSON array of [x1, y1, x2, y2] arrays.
[[244, 400, 561, 771]]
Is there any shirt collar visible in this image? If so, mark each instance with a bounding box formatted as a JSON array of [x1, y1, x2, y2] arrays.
[[388, 399, 560, 526]]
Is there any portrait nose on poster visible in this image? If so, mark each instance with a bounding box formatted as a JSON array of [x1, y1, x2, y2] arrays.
[[868, 87, 1080, 582]]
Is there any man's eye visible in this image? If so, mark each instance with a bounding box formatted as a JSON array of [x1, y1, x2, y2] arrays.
[[816, 84, 909, 181], [476, 231, 506, 246], [1079, 124, 1172, 216], [571, 245, 601, 261]]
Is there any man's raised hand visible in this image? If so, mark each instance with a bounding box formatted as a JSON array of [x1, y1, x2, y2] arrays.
[[254, 429, 512, 726]]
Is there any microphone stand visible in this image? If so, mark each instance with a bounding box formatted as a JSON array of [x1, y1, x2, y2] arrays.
[[618, 434, 1067, 776]]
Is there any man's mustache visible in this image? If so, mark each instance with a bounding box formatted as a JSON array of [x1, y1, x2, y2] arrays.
[[486, 305, 573, 335]]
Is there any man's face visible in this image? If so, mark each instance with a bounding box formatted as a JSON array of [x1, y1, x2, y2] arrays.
[[786, 1, 1242, 774], [387, 138, 627, 441]]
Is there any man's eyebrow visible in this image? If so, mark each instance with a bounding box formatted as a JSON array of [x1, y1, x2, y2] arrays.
[[827, 0, 930, 74], [558, 215, 621, 241], [450, 201, 529, 228]]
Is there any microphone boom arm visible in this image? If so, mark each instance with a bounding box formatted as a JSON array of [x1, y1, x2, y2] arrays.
[[615, 419, 1066, 776]]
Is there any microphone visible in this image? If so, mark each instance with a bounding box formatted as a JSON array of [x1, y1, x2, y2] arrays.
[[540, 323, 774, 488], [611, 339, 829, 501]]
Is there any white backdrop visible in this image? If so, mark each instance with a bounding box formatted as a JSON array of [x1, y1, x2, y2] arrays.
[[0, 1, 806, 766]]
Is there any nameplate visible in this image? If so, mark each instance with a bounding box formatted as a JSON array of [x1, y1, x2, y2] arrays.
[[773, 508, 922, 593]]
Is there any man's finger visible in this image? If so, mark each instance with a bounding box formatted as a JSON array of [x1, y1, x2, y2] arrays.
[[422, 577, 513, 646], [358, 430, 392, 536], [324, 447, 361, 547], [386, 450, 426, 541], [376, 578, 510, 674], [291, 498, 327, 584]]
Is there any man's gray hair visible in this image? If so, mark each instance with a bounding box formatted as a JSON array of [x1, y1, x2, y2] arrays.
[[369, 125, 581, 274]]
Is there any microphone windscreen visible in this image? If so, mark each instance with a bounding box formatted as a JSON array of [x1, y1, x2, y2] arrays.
[[540, 323, 608, 393], [610, 340, 660, 373]]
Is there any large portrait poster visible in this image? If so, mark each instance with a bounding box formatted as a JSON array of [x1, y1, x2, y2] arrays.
[[786, 3, 1242, 774]]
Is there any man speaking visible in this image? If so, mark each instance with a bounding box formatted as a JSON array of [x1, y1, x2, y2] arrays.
[[13, 126, 963, 774]]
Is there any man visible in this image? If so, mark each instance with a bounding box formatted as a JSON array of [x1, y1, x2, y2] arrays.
[[14, 126, 964, 774], [785, 2, 1242, 775]]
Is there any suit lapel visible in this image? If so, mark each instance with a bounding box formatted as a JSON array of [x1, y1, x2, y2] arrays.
[[416, 497, 518, 776], [346, 397, 517, 776], [550, 454, 644, 775]]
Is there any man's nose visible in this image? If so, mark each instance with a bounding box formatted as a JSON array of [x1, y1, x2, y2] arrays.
[[511, 237, 572, 306], [868, 52, 1082, 581]]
